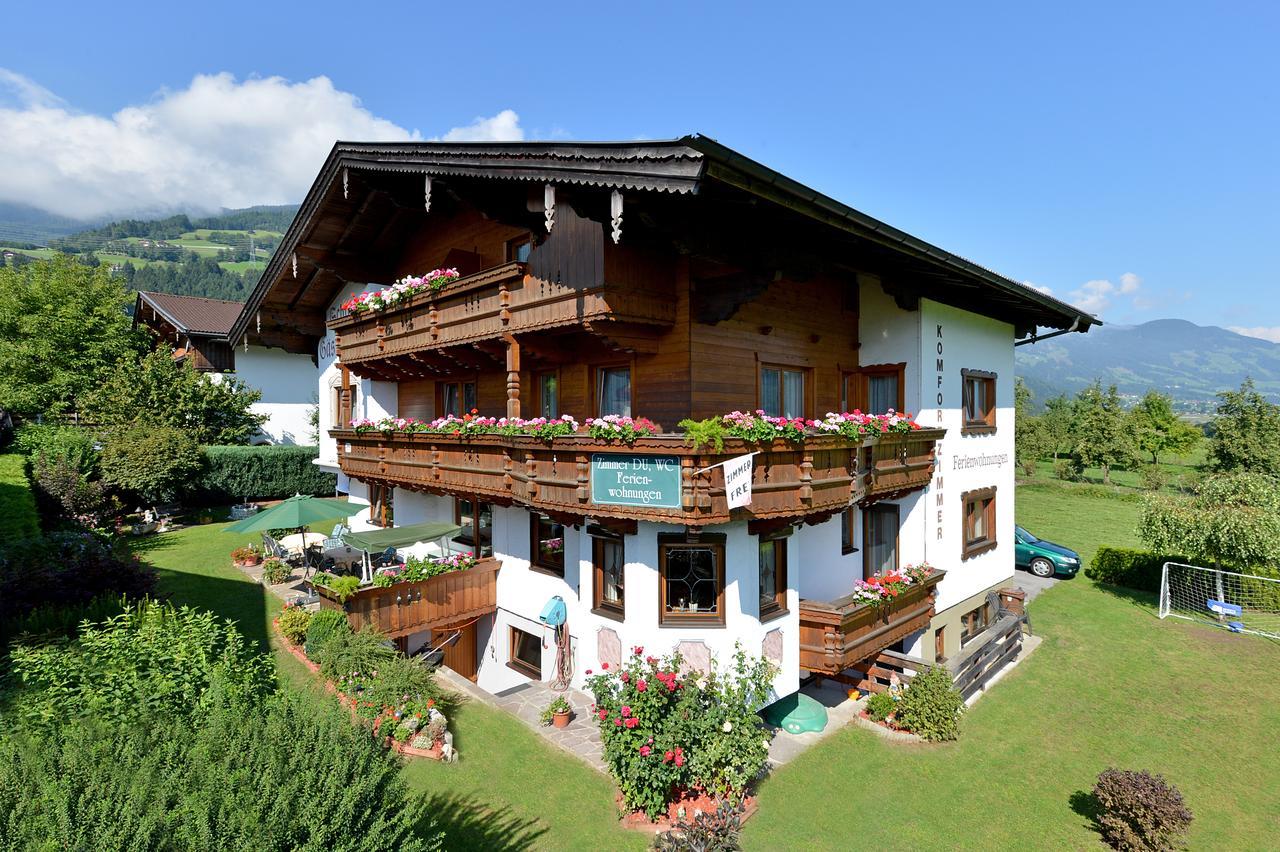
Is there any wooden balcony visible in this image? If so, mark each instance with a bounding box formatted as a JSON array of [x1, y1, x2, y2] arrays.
[[327, 262, 676, 372], [330, 428, 943, 526], [315, 557, 500, 639], [798, 570, 946, 674]]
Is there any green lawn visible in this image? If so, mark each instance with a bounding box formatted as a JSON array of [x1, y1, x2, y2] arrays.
[[136, 518, 644, 852], [138, 489, 1280, 851]]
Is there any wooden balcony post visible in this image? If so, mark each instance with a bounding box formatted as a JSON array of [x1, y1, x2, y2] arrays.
[[504, 334, 521, 419]]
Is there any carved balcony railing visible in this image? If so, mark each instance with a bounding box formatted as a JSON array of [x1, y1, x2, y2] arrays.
[[315, 557, 500, 639], [330, 428, 944, 526], [327, 262, 676, 371], [798, 570, 946, 674]]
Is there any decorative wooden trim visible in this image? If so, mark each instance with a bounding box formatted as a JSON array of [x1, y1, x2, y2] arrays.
[[960, 486, 998, 560], [961, 368, 997, 435]]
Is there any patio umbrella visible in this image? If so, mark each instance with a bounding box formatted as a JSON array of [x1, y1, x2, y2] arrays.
[[223, 494, 357, 550]]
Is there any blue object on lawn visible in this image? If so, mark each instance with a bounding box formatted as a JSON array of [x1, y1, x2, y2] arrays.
[[539, 596, 567, 627], [1207, 599, 1243, 617], [1228, 621, 1245, 633]]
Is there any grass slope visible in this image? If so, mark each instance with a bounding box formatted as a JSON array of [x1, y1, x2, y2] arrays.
[[0, 454, 40, 544], [136, 517, 643, 852]]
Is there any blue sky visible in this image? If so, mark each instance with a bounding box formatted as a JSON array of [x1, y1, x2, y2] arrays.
[[1, 1, 1277, 337]]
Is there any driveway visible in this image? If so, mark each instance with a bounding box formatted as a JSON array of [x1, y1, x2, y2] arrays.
[[1009, 568, 1061, 604]]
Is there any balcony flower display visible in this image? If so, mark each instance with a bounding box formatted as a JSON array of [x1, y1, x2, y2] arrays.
[[813, 409, 922, 438], [680, 409, 922, 451], [585, 415, 660, 444], [348, 413, 580, 441], [850, 562, 936, 609], [340, 267, 461, 314]]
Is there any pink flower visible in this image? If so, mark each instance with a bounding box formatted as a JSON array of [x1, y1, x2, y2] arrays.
[[601, 662, 609, 670], [620, 672, 630, 683], [585, 669, 592, 675], [663, 750, 674, 763], [621, 705, 631, 717], [624, 717, 639, 729], [614, 718, 622, 727], [633, 645, 644, 656], [674, 747, 685, 767], [636, 679, 647, 692], [598, 709, 608, 720], [639, 745, 651, 756]]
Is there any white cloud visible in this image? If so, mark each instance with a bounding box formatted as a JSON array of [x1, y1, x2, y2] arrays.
[[1024, 280, 1053, 295], [0, 70, 525, 221], [1067, 271, 1143, 315], [1228, 326, 1280, 344]]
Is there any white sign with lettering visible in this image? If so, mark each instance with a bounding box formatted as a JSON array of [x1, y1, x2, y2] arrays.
[[723, 453, 756, 509]]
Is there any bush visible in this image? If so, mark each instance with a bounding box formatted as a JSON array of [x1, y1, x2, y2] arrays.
[[895, 666, 964, 742], [1086, 547, 1173, 593], [1055, 457, 1085, 482], [13, 423, 99, 473], [303, 608, 351, 659], [316, 573, 361, 602], [0, 689, 444, 851], [1092, 768, 1193, 851], [653, 799, 744, 851], [0, 454, 40, 546], [29, 454, 115, 529], [7, 598, 274, 731], [315, 626, 396, 683], [864, 690, 898, 723], [99, 423, 202, 505], [261, 557, 291, 585], [1140, 465, 1168, 492], [193, 444, 336, 503], [277, 603, 312, 645]]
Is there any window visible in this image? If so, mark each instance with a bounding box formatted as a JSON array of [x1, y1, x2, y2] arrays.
[[962, 487, 998, 559], [369, 483, 394, 528], [935, 626, 947, 662], [659, 534, 726, 626], [508, 626, 541, 679], [454, 498, 493, 557], [538, 371, 559, 419], [440, 380, 477, 418], [530, 512, 565, 576], [331, 384, 344, 428], [592, 532, 625, 618], [961, 369, 997, 434], [595, 365, 631, 417], [841, 507, 857, 555], [506, 234, 532, 263], [960, 604, 989, 646], [862, 503, 899, 580], [758, 535, 787, 619], [760, 365, 805, 418], [849, 364, 904, 413]]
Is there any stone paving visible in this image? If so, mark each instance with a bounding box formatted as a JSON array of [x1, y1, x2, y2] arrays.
[[437, 667, 607, 772]]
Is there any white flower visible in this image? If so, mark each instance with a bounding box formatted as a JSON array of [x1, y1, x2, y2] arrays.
[[722, 720, 733, 732]]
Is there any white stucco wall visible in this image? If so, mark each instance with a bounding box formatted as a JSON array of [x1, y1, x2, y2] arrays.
[[226, 345, 317, 445]]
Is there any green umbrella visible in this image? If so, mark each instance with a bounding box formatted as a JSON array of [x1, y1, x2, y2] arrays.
[[223, 494, 356, 544]]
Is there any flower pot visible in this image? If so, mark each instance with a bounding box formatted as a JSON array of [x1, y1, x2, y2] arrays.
[[552, 710, 571, 728]]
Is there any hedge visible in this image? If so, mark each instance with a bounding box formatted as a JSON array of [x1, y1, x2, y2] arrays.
[[193, 445, 337, 504], [0, 454, 41, 547], [1086, 546, 1179, 592]]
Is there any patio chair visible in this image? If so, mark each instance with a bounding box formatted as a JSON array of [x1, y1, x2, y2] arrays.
[[330, 523, 349, 539], [371, 547, 400, 569]]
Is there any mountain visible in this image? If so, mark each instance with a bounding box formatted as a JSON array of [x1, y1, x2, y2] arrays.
[[1016, 319, 1280, 411]]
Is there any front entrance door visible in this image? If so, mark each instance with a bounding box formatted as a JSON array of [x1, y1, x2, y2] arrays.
[[441, 622, 478, 681]]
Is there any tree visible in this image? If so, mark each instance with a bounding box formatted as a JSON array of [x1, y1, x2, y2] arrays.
[[1014, 378, 1051, 475], [1041, 394, 1074, 461], [1140, 472, 1280, 575], [99, 423, 203, 505], [1072, 381, 1136, 485], [1208, 379, 1280, 477], [84, 345, 266, 445], [1128, 390, 1201, 466], [0, 255, 142, 417]]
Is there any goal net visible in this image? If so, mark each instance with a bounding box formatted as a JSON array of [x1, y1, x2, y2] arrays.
[[1159, 562, 1280, 640]]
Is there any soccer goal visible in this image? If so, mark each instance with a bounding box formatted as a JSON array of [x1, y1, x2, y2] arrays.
[[1159, 562, 1280, 640]]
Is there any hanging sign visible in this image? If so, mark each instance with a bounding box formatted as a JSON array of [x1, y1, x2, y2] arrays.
[[722, 453, 756, 508], [590, 454, 681, 508]]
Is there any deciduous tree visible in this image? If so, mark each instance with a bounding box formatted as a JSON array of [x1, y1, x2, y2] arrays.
[[1140, 472, 1280, 575], [1072, 381, 1135, 485], [1128, 390, 1200, 466], [1208, 379, 1280, 477]]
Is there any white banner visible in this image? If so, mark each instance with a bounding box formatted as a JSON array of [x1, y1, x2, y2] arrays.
[[722, 453, 756, 509]]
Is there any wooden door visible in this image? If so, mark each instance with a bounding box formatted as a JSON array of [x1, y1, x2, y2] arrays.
[[441, 623, 478, 681]]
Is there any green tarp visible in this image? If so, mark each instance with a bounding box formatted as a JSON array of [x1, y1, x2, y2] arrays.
[[342, 521, 462, 553]]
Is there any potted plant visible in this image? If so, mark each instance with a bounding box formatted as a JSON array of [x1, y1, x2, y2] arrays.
[[540, 694, 573, 728], [231, 545, 262, 568], [261, 557, 291, 585]]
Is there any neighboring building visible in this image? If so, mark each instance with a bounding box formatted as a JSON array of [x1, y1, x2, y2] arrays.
[[231, 137, 1098, 699], [132, 290, 316, 445]]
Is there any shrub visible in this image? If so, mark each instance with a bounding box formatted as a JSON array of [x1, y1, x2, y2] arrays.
[[315, 626, 396, 683], [30, 454, 115, 529], [1092, 768, 1193, 851], [303, 608, 351, 659], [317, 573, 361, 602], [0, 453, 40, 546], [653, 799, 744, 852], [7, 598, 273, 731], [230, 545, 260, 564], [99, 423, 202, 505], [277, 603, 311, 645], [1140, 465, 1168, 492], [13, 423, 99, 473], [864, 690, 898, 723], [352, 652, 445, 721], [1055, 457, 1085, 482], [586, 645, 776, 819], [193, 444, 337, 503], [0, 689, 444, 851], [1086, 547, 1172, 593], [895, 666, 964, 742], [260, 557, 291, 585]]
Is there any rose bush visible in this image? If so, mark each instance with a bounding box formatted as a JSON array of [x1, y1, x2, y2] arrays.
[[585, 645, 776, 819]]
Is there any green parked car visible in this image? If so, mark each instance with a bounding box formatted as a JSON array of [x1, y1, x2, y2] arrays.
[[1014, 525, 1081, 578]]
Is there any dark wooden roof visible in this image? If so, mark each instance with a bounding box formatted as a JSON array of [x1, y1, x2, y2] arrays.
[[231, 136, 1101, 350], [135, 291, 243, 337]]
